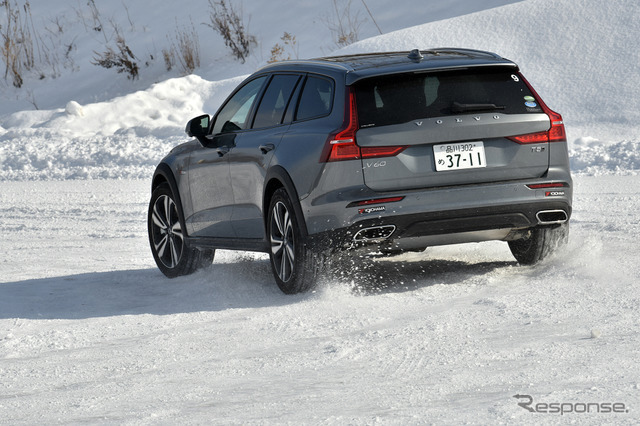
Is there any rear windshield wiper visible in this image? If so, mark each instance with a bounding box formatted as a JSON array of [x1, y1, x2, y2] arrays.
[[451, 101, 506, 113]]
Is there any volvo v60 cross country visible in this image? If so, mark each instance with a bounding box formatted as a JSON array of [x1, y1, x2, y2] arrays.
[[148, 48, 572, 294]]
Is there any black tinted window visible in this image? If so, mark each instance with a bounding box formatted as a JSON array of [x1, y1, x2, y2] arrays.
[[253, 74, 300, 129], [296, 76, 334, 121], [355, 69, 539, 127], [212, 76, 267, 134]]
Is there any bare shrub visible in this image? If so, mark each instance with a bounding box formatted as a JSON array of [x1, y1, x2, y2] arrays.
[[80, 1, 140, 79], [168, 20, 200, 75], [205, 0, 256, 63], [39, 18, 77, 78], [268, 43, 284, 64], [325, 0, 366, 48], [91, 33, 139, 80], [1, 0, 37, 88], [268, 32, 297, 63], [1, 1, 81, 87], [162, 47, 174, 72], [85, 0, 108, 42]]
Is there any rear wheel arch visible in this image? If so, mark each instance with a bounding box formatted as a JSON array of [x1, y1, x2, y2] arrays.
[[263, 166, 309, 236]]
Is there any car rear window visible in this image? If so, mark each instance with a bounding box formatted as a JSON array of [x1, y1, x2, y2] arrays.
[[354, 68, 541, 128]]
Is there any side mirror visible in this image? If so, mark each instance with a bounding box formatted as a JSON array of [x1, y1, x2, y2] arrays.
[[185, 114, 210, 139]]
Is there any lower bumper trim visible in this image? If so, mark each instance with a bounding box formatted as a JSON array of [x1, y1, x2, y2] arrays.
[[308, 201, 572, 251]]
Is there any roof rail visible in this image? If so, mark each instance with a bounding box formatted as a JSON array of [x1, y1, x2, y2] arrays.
[[430, 48, 503, 59], [318, 48, 503, 62]]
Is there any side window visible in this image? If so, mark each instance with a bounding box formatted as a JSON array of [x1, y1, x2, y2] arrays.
[[252, 74, 300, 129], [296, 76, 334, 121], [212, 76, 267, 134]]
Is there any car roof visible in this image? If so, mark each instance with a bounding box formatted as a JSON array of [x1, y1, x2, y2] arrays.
[[258, 48, 519, 85]]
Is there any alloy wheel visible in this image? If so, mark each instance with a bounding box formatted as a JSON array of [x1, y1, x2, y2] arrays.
[[151, 194, 184, 269], [270, 201, 295, 283]]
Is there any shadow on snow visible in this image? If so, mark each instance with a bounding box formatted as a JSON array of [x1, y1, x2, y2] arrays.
[[0, 254, 516, 320]]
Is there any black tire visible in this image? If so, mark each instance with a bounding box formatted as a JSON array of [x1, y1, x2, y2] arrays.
[[508, 222, 569, 265], [148, 183, 214, 278], [267, 188, 318, 294]]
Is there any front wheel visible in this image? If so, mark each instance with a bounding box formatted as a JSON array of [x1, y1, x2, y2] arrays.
[[148, 183, 214, 278], [267, 188, 318, 294], [508, 222, 569, 265]]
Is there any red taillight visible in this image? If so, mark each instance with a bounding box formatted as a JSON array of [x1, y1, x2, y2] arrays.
[[326, 142, 361, 162], [323, 88, 408, 162], [508, 74, 567, 144], [508, 131, 550, 144], [546, 110, 567, 142], [324, 88, 360, 162]]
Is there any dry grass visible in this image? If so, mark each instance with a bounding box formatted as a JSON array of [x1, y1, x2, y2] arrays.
[[168, 20, 200, 75], [1, 0, 37, 87], [91, 33, 139, 80], [205, 0, 256, 63]]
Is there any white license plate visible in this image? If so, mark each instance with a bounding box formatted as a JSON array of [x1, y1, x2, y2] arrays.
[[434, 141, 487, 171]]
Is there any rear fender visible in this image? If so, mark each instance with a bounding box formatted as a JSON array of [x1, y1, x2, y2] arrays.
[[264, 166, 309, 237]]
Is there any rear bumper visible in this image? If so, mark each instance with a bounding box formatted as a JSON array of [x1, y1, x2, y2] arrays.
[[356, 201, 569, 237], [305, 184, 572, 252]]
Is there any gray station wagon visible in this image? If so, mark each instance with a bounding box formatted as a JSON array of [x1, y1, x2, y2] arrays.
[[148, 48, 572, 293]]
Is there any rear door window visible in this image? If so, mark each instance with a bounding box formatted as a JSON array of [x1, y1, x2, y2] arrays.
[[355, 69, 540, 127], [252, 74, 301, 129], [295, 76, 334, 121]]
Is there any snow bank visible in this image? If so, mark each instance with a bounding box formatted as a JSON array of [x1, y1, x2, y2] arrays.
[[339, 0, 640, 145], [0, 0, 520, 115], [0, 75, 244, 180], [571, 139, 640, 176], [0, 0, 638, 181], [1, 75, 243, 139]]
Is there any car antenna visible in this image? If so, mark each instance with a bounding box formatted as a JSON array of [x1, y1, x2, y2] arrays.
[[408, 49, 424, 61]]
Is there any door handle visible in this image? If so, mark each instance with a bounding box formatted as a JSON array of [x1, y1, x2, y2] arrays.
[[259, 144, 275, 154], [216, 146, 230, 157]]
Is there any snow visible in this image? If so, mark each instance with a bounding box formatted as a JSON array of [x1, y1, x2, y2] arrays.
[[339, 0, 640, 144], [1, 0, 639, 423], [1, 0, 638, 181], [1, 176, 639, 423]]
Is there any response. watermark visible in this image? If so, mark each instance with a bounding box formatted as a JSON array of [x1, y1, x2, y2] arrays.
[[514, 394, 630, 415]]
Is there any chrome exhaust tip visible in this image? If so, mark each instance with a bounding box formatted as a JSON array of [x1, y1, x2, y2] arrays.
[[353, 225, 396, 243], [536, 210, 568, 225]]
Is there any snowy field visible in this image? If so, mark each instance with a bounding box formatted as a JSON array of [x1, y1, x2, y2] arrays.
[[1, 0, 640, 423], [1, 176, 639, 424]]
